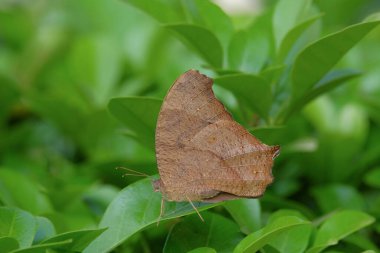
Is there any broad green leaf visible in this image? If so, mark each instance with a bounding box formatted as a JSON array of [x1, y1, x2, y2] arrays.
[[214, 74, 272, 120], [33, 217, 56, 244], [224, 199, 261, 234], [259, 65, 285, 84], [42, 228, 106, 252], [311, 184, 365, 212], [108, 97, 162, 150], [164, 212, 243, 253], [182, 0, 233, 50], [273, 0, 312, 47], [0, 237, 19, 253], [267, 210, 312, 253], [10, 240, 72, 253], [277, 14, 323, 63], [187, 247, 217, 253], [228, 12, 273, 72], [165, 24, 223, 68], [292, 20, 380, 98], [83, 178, 219, 253], [364, 167, 380, 188], [282, 69, 360, 121], [122, 0, 184, 23], [0, 169, 53, 215], [233, 216, 310, 253], [0, 207, 37, 248], [307, 210, 375, 253]]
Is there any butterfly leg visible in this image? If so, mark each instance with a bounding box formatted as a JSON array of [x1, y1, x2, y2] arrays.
[[186, 196, 204, 222], [156, 196, 165, 226]]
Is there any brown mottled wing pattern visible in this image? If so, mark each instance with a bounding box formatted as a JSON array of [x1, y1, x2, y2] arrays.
[[155, 70, 279, 202]]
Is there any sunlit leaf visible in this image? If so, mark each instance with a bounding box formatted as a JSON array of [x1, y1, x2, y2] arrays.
[[0, 169, 53, 215], [292, 20, 380, 98], [228, 12, 273, 72], [214, 74, 272, 120], [234, 216, 310, 253], [224, 199, 261, 234], [282, 69, 360, 121], [277, 14, 323, 63], [42, 228, 106, 252], [273, 0, 312, 47], [165, 24, 223, 68], [0, 207, 37, 248], [267, 210, 312, 253], [33, 217, 56, 244], [11, 240, 72, 253], [182, 0, 233, 50], [306, 210, 375, 253], [83, 178, 219, 253]]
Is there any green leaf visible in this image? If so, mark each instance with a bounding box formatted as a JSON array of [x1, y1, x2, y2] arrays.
[[260, 65, 285, 84], [311, 184, 365, 213], [0, 237, 19, 253], [187, 247, 217, 253], [233, 216, 310, 253], [33, 217, 56, 244], [307, 210, 375, 253], [164, 212, 243, 253], [42, 228, 106, 252], [364, 167, 380, 188], [182, 0, 233, 50], [224, 199, 261, 234], [83, 178, 219, 253], [267, 210, 312, 253], [277, 14, 323, 63], [0, 207, 37, 248], [292, 20, 380, 98], [282, 69, 361, 121], [10, 240, 72, 253], [273, 0, 312, 47], [228, 12, 273, 72], [165, 24, 223, 68], [0, 169, 53, 215], [108, 97, 162, 150], [214, 74, 272, 120], [122, 0, 184, 23]]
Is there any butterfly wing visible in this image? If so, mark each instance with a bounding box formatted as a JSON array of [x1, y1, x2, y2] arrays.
[[155, 70, 279, 202]]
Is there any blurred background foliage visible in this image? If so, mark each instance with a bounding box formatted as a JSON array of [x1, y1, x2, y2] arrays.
[[1, 0, 380, 252]]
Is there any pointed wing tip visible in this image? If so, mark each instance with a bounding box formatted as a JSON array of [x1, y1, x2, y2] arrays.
[[272, 145, 280, 158]]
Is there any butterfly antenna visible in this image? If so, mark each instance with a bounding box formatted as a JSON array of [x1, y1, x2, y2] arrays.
[[116, 167, 150, 178], [156, 197, 165, 226], [186, 196, 204, 222]]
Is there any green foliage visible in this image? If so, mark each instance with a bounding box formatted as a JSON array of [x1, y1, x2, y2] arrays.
[[1, 0, 380, 252]]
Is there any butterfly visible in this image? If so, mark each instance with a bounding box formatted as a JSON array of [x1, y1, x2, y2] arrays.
[[153, 70, 279, 220]]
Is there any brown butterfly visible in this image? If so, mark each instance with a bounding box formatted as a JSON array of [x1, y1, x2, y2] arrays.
[[153, 70, 279, 220]]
